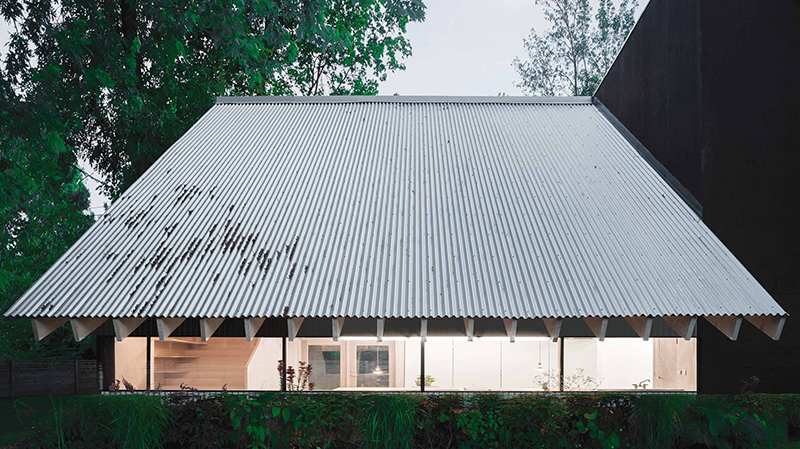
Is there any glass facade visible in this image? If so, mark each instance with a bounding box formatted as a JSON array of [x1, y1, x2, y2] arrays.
[[422, 338, 559, 391], [114, 336, 696, 391]]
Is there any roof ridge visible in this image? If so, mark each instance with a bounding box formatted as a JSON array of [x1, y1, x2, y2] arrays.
[[215, 95, 593, 105]]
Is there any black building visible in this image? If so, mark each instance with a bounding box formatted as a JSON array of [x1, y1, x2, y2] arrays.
[[595, 0, 800, 392]]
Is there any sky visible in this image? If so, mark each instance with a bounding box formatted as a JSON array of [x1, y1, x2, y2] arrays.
[[0, 0, 648, 214]]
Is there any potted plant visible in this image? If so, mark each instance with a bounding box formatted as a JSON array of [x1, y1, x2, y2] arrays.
[[415, 375, 435, 387]]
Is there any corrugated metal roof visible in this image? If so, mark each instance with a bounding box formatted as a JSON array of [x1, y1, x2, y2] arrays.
[[6, 96, 786, 319]]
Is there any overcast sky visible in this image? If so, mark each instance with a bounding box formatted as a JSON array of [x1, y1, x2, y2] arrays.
[[0, 0, 647, 213]]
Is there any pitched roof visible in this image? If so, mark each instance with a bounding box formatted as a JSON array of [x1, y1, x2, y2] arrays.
[[6, 96, 786, 320]]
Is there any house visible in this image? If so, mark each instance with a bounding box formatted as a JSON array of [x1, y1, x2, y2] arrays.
[[594, 0, 800, 392], [5, 96, 786, 392]]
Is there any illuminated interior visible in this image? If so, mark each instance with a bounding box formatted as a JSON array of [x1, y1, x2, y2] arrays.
[[114, 336, 696, 391]]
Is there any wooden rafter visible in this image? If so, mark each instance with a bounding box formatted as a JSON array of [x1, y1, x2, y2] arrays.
[[112, 317, 146, 341], [624, 316, 654, 340], [156, 318, 186, 341], [71, 318, 107, 342], [542, 318, 562, 342], [705, 315, 742, 340], [584, 317, 608, 341], [200, 318, 225, 341], [31, 317, 68, 341]]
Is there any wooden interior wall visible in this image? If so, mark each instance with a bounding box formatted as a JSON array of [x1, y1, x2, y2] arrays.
[[153, 337, 258, 390], [653, 338, 697, 391]]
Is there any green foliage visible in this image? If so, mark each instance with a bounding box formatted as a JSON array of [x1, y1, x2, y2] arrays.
[[161, 394, 232, 449], [2, 0, 426, 199], [226, 392, 362, 448], [513, 0, 638, 96], [8, 395, 168, 449], [0, 77, 95, 360], [415, 374, 435, 387], [3, 393, 799, 448], [358, 394, 419, 449], [454, 407, 504, 448]]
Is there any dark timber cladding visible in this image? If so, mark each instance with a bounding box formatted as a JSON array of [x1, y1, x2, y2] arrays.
[[595, 0, 800, 392], [4, 95, 787, 345]]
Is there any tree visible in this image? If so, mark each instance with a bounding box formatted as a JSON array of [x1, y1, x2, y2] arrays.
[[0, 0, 425, 358], [1, 0, 425, 198], [0, 75, 96, 359], [513, 0, 637, 96]]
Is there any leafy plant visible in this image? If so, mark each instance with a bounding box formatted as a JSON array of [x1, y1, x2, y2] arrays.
[[571, 411, 621, 449], [685, 406, 770, 449], [533, 368, 603, 391], [5, 392, 800, 448], [277, 360, 315, 391], [25, 395, 169, 449], [359, 394, 419, 449], [415, 375, 435, 387], [162, 395, 231, 449]]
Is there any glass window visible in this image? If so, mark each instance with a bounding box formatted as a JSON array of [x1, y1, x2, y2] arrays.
[[286, 338, 418, 391], [356, 345, 391, 387], [308, 345, 341, 390], [563, 337, 696, 391], [424, 338, 559, 391]]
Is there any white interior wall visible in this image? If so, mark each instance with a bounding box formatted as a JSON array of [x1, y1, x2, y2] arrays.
[[423, 340, 454, 389], [246, 338, 281, 390], [404, 339, 422, 387], [500, 340, 557, 389], [563, 339, 599, 390], [596, 339, 653, 390], [453, 340, 501, 389]]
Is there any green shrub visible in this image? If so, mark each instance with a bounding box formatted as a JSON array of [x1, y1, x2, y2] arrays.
[[162, 394, 231, 449], [2, 393, 799, 449], [20, 395, 168, 449]]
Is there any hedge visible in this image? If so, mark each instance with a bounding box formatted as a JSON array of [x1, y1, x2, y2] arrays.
[[2, 393, 799, 448]]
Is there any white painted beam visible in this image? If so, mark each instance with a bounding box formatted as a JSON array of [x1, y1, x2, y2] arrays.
[[112, 318, 146, 342], [156, 318, 186, 341], [705, 315, 742, 341], [376, 318, 385, 342], [70, 318, 107, 342], [584, 317, 608, 341], [200, 318, 225, 341], [745, 315, 786, 341], [287, 317, 305, 342], [332, 318, 345, 341], [542, 318, 562, 342], [31, 317, 68, 341], [503, 318, 518, 343], [420, 318, 428, 342], [624, 316, 654, 341], [244, 318, 265, 342], [463, 318, 475, 342], [663, 316, 697, 341]]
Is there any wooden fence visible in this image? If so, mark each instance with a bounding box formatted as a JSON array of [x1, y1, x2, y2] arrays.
[[0, 360, 98, 397]]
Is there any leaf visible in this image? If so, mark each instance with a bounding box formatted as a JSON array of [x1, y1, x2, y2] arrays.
[[602, 433, 620, 449], [272, 407, 281, 418], [282, 408, 291, 424], [709, 412, 730, 438]]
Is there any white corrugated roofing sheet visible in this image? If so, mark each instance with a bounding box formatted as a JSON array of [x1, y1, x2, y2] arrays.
[[6, 96, 786, 319]]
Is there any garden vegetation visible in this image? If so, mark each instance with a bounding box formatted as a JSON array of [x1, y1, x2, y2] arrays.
[[2, 393, 799, 448]]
